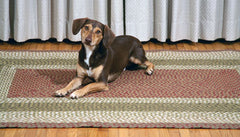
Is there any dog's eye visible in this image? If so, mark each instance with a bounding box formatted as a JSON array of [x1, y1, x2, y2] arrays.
[[96, 30, 101, 34], [84, 26, 89, 31]]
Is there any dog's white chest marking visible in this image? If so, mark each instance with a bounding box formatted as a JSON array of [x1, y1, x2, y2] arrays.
[[84, 45, 95, 76], [86, 67, 93, 76]]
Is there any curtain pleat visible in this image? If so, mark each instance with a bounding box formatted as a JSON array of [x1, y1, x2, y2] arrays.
[[222, 0, 240, 41], [154, 0, 169, 42], [0, 0, 10, 41], [125, 0, 154, 41], [0, 0, 239, 42], [37, 0, 51, 41], [111, 0, 124, 36]]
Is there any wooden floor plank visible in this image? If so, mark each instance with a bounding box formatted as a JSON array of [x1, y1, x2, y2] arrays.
[[3, 129, 17, 137], [58, 42, 73, 51], [230, 130, 240, 137], [66, 128, 78, 137], [44, 42, 59, 51], [199, 129, 212, 137], [208, 129, 221, 137], [142, 43, 149, 51], [0, 129, 6, 137], [128, 128, 141, 137], [197, 43, 207, 50], [190, 43, 199, 51], [168, 129, 181, 137], [97, 128, 109, 137], [205, 43, 215, 50], [72, 44, 81, 51], [56, 128, 68, 137], [162, 42, 171, 50], [13, 129, 26, 137], [138, 128, 147, 137], [169, 44, 178, 50], [108, 128, 119, 137], [176, 43, 186, 50], [119, 128, 129, 137], [159, 129, 171, 137], [46, 129, 57, 137], [214, 42, 228, 50], [189, 129, 202, 137], [24, 129, 37, 137], [145, 128, 160, 137], [233, 42, 240, 50], [88, 128, 98, 137], [36, 128, 47, 137], [149, 42, 164, 50], [224, 42, 236, 50], [182, 43, 193, 50], [219, 130, 233, 137], [77, 128, 89, 137], [179, 129, 191, 137]]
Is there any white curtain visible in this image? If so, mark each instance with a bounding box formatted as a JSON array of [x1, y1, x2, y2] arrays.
[[0, 0, 239, 42], [126, 0, 240, 42]]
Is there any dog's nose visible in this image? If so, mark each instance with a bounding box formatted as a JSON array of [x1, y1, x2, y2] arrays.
[[85, 37, 92, 43]]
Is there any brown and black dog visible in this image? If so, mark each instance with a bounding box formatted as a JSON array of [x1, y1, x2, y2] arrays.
[[55, 18, 154, 99]]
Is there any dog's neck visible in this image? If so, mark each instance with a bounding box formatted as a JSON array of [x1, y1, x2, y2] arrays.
[[83, 44, 96, 67]]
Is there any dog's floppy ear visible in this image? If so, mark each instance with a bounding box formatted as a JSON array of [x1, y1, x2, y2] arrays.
[[103, 25, 115, 48], [72, 18, 88, 35]]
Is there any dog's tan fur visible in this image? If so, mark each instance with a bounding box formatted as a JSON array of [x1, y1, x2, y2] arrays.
[[81, 24, 103, 46]]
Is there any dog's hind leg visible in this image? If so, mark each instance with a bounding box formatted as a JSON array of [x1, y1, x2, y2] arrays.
[[129, 56, 154, 75], [129, 44, 154, 75], [143, 60, 154, 75]]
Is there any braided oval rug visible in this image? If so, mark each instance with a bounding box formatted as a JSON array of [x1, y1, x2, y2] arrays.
[[0, 50, 239, 129]]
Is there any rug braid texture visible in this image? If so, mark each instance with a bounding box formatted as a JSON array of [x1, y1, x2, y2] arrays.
[[0, 50, 239, 128]]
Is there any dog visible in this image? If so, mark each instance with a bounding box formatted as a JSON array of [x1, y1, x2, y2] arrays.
[[55, 18, 154, 99]]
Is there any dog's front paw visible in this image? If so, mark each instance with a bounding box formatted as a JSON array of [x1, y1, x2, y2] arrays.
[[146, 67, 154, 75], [70, 90, 86, 99], [55, 89, 69, 97]]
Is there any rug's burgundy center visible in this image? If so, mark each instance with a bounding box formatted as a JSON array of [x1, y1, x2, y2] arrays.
[[7, 69, 240, 98]]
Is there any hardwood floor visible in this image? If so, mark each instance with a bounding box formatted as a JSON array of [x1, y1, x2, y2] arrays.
[[0, 38, 240, 137], [0, 38, 240, 51]]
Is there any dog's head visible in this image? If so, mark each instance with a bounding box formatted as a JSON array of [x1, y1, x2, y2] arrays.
[[72, 18, 115, 48]]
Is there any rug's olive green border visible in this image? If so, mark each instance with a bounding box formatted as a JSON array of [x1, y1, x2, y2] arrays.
[[0, 50, 240, 128]]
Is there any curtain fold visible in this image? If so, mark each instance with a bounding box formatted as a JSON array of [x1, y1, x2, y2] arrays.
[[111, 0, 124, 36], [0, 0, 10, 41], [125, 0, 240, 42], [0, 0, 239, 42], [125, 0, 154, 41]]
